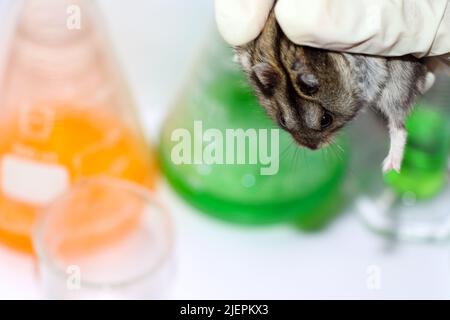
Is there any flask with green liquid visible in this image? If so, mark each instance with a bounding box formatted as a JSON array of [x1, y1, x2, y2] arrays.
[[159, 33, 350, 229], [358, 104, 450, 241]]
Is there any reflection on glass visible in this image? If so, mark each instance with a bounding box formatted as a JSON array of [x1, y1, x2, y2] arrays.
[[33, 177, 174, 300]]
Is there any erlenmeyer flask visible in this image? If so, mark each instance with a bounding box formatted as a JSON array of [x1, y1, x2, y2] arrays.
[[0, 0, 157, 252], [160, 32, 350, 228]]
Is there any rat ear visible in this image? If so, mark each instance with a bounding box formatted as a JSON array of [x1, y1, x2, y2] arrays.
[[296, 73, 320, 95], [251, 63, 280, 97], [291, 60, 320, 95]]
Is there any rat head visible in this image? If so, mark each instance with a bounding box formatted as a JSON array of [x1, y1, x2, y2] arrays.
[[239, 43, 360, 150]]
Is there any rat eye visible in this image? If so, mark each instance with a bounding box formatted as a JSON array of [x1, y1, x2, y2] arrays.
[[320, 112, 333, 130]]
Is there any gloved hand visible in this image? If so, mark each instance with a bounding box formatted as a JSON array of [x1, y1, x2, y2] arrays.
[[215, 0, 450, 70]]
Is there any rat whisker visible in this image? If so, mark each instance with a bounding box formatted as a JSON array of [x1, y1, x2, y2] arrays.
[[329, 142, 343, 162], [335, 143, 345, 155], [280, 140, 295, 161]]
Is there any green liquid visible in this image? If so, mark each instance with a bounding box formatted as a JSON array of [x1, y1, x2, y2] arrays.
[[160, 40, 350, 228], [384, 106, 450, 199]]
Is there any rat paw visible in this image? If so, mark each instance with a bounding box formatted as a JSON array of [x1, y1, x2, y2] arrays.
[[382, 154, 402, 174]]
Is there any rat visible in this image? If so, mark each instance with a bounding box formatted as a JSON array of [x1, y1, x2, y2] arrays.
[[234, 10, 435, 173]]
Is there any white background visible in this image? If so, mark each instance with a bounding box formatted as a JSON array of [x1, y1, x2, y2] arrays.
[[0, 0, 449, 299]]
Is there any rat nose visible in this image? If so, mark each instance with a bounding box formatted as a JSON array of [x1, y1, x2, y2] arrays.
[[291, 133, 319, 150], [304, 142, 319, 150]]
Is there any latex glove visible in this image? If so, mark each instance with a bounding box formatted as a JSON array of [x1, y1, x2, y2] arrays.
[[215, 0, 275, 47], [215, 0, 450, 63]]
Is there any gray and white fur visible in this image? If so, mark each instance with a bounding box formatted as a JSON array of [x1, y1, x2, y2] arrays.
[[235, 11, 434, 172]]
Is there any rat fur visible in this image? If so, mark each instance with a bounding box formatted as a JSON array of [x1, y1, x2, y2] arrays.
[[235, 11, 434, 173]]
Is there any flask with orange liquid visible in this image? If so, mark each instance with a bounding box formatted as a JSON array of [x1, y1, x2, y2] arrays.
[[0, 0, 157, 252]]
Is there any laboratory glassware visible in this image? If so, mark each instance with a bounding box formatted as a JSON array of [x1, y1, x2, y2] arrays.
[[358, 88, 450, 242], [33, 177, 174, 300], [0, 0, 157, 252]]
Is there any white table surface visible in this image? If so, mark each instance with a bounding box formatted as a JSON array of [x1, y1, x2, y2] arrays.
[[0, 0, 449, 300]]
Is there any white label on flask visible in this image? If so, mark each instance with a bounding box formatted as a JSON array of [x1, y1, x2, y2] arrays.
[[1, 154, 70, 206]]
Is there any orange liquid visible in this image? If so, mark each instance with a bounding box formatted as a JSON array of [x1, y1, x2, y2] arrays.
[[42, 179, 145, 261], [0, 104, 157, 252]]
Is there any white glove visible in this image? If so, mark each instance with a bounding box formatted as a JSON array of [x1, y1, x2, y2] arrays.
[[215, 0, 450, 63], [215, 0, 275, 47]]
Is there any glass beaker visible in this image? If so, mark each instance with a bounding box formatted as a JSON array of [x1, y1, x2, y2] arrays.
[[0, 0, 157, 252], [159, 31, 350, 229], [33, 177, 174, 300], [358, 102, 450, 241]]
